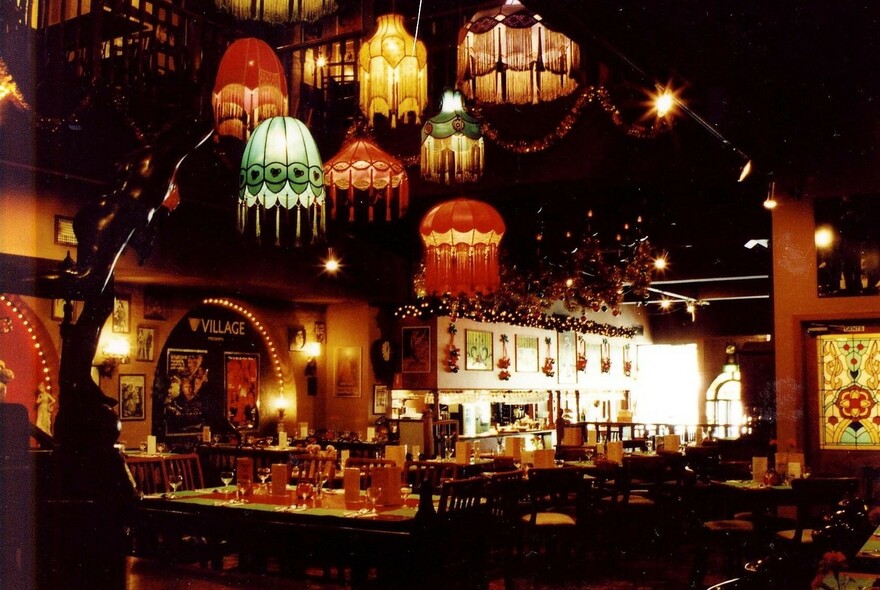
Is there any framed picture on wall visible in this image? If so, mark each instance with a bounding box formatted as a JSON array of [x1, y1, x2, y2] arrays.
[[335, 346, 362, 397], [557, 330, 578, 384], [112, 295, 130, 333], [118, 374, 146, 421], [143, 289, 167, 321], [372, 384, 388, 415], [288, 325, 307, 351], [225, 353, 260, 428], [515, 335, 539, 372], [135, 326, 155, 362], [401, 326, 431, 373], [465, 329, 493, 371]]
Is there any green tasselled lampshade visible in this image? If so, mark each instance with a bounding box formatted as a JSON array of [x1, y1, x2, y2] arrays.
[[239, 117, 326, 245], [420, 90, 484, 184]]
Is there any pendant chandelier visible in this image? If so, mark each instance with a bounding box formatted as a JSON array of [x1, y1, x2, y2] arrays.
[[215, 0, 337, 24], [457, 0, 581, 105], [420, 198, 506, 297], [238, 117, 326, 247], [323, 137, 409, 222], [421, 89, 484, 184], [212, 38, 288, 141], [359, 13, 428, 128]]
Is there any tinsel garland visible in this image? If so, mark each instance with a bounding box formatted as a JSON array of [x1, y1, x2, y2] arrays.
[[394, 293, 639, 339]]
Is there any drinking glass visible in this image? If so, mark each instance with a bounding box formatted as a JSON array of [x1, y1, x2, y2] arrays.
[[138, 441, 148, 453], [367, 486, 382, 514], [220, 470, 234, 497], [156, 442, 167, 454], [400, 485, 412, 508], [316, 473, 328, 498], [168, 473, 183, 497], [257, 467, 271, 492]]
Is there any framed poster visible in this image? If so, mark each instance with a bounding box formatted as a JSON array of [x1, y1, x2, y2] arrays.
[[515, 335, 539, 372], [314, 321, 326, 343], [373, 384, 388, 415], [143, 289, 166, 321], [136, 326, 155, 362], [335, 347, 362, 397], [401, 326, 431, 373], [112, 295, 130, 333], [465, 329, 493, 371], [225, 353, 259, 428], [118, 374, 146, 421], [557, 330, 578, 384], [288, 325, 306, 351], [165, 348, 209, 434]]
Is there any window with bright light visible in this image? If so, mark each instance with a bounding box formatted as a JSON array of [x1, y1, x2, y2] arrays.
[[705, 372, 743, 429], [633, 344, 700, 424]]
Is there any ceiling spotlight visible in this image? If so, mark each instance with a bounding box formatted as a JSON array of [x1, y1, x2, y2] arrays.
[[814, 226, 835, 250], [659, 299, 672, 310], [763, 181, 777, 209], [738, 159, 753, 183]]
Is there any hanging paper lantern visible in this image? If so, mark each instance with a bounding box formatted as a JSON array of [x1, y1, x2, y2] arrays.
[[457, 0, 581, 105], [212, 38, 289, 141], [215, 0, 337, 24], [421, 89, 484, 184], [323, 137, 409, 222], [420, 198, 506, 297], [239, 117, 326, 246], [359, 13, 428, 128]]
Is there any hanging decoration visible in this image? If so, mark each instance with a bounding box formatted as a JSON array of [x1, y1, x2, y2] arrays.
[[419, 198, 506, 297], [623, 343, 632, 377], [215, 0, 337, 24], [359, 13, 428, 128], [542, 337, 555, 377], [601, 339, 611, 374], [0, 58, 29, 118], [323, 134, 409, 222], [457, 0, 580, 105], [421, 89, 484, 184], [212, 38, 289, 141], [445, 322, 460, 373], [576, 336, 587, 372], [238, 116, 326, 247], [497, 334, 511, 380]]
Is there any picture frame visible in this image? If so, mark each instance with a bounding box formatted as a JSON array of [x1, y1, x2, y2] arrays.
[[112, 295, 130, 333], [314, 321, 326, 343], [164, 348, 209, 435], [465, 329, 493, 371], [335, 346, 362, 397], [118, 374, 146, 421], [225, 353, 260, 429], [401, 326, 431, 373], [372, 384, 389, 415], [143, 289, 167, 321], [515, 334, 539, 372], [557, 330, 578, 384], [288, 325, 307, 351], [135, 326, 155, 362]]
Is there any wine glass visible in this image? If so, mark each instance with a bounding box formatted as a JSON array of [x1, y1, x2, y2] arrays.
[[156, 442, 167, 454], [138, 441, 148, 453], [316, 472, 328, 498], [220, 470, 234, 498], [168, 473, 183, 497], [367, 486, 382, 515], [257, 467, 271, 492], [400, 485, 412, 508]]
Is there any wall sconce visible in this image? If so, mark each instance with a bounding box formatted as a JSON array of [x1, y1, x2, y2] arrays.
[[99, 335, 131, 377], [274, 394, 289, 432], [305, 342, 320, 396]]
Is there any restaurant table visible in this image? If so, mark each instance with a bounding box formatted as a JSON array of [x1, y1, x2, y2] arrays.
[[132, 485, 433, 587], [820, 571, 880, 589], [854, 525, 880, 573]]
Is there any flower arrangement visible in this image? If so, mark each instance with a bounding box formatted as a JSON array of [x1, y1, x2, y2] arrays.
[[542, 337, 555, 377], [576, 336, 587, 371], [812, 551, 848, 589], [497, 334, 511, 380], [623, 343, 632, 376], [446, 322, 460, 373], [601, 339, 611, 373]]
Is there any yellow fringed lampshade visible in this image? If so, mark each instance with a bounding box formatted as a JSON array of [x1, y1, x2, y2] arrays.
[[420, 198, 506, 297], [239, 117, 326, 247], [215, 0, 337, 23], [457, 0, 581, 105], [323, 138, 409, 222], [359, 13, 428, 127], [421, 89, 484, 184], [212, 38, 288, 141]]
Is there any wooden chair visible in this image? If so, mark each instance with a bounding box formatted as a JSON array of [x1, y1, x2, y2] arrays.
[[403, 460, 457, 487], [294, 455, 336, 487], [774, 476, 860, 546], [485, 470, 526, 586], [432, 419, 459, 459], [343, 457, 396, 487], [554, 444, 595, 462], [124, 455, 166, 495], [162, 453, 205, 491], [434, 477, 490, 588], [862, 465, 880, 504]]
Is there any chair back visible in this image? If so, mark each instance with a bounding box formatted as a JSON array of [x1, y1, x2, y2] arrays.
[[163, 453, 204, 491], [485, 470, 525, 524], [524, 467, 590, 524], [555, 444, 594, 461], [344, 457, 396, 487], [432, 419, 459, 458], [438, 476, 487, 516], [295, 455, 337, 485], [789, 476, 860, 542], [125, 456, 166, 495], [685, 445, 720, 482], [404, 460, 458, 487]]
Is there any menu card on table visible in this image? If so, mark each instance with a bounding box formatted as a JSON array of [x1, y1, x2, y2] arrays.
[[775, 452, 804, 477], [533, 448, 555, 468], [605, 441, 624, 464], [504, 437, 523, 460], [343, 468, 361, 502], [147, 435, 157, 455], [663, 434, 681, 452], [586, 429, 598, 445], [385, 445, 406, 466], [455, 441, 472, 464], [272, 464, 289, 495], [372, 466, 402, 506], [752, 456, 768, 482]]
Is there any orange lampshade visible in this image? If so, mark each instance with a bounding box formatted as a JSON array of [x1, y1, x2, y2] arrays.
[[419, 198, 506, 296], [213, 38, 289, 141], [323, 138, 409, 222]]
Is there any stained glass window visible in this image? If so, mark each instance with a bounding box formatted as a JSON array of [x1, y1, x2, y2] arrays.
[[818, 333, 880, 449]]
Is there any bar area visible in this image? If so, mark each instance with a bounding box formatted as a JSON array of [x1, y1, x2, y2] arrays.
[[2, 2, 880, 589]]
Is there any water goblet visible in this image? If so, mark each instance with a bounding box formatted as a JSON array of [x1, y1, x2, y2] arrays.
[[400, 485, 412, 508], [156, 442, 167, 454], [212, 434, 221, 445], [316, 473, 328, 498], [236, 480, 249, 503], [257, 467, 271, 492], [168, 473, 183, 497], [367, 486, 382, 515], [220, 470, 234, 498], [138, 441, 148, 453]]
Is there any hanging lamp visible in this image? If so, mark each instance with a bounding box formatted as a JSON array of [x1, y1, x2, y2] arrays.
[[215, 0, 337, 24], [421, 89, 484, 184], [238, 117, 326, 247], [323, 137, 409, 222], [457, 0, 581, 105], [212, 38, 289, 141], [419, 198, 506, 297], [359, 13, 428, 127]]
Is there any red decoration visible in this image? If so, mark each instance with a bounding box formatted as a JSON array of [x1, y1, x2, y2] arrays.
[[420, 198, 506, 297], [212, 38, 289, 141], [576, 336, 587, 371], [542, 337, 555, 377], [446, 322, 460, 373], [497, 334, 511, 380]]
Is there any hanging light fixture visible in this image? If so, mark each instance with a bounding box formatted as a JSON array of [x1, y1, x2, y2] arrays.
[[419, 198, 506, 297], [421, 89, 484, 184], [457, 0, 581, 105], [323, 137, 409, 222], [212, 38, 289, 141], [215, 0, 337, 24], [359, 13, 428, 128], [238, 116, 326, 247]]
